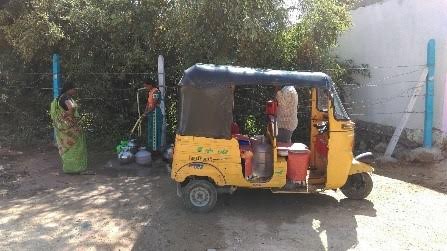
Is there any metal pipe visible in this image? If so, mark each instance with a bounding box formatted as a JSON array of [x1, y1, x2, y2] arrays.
[[52, 54, 60, 99], [158, 55, 167, 148], [136, 87, 146, 137], [424, 39, 435, 148], [52, 54, 61, 142]]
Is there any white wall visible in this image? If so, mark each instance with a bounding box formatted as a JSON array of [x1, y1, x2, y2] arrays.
[[335, 0, 447, 132]]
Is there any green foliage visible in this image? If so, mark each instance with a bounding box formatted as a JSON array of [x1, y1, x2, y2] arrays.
[[0, 0, 363, 146], [244, 115, 263, 136], [164, 0, 287, 67], [282, 0, 351, 69]]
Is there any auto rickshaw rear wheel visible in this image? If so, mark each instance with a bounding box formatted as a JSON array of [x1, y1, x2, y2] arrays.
[[182, 179, 217, 213], [340, 172, 373, 200]]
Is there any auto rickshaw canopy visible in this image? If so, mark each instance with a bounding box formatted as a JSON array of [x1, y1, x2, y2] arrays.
[[177, 64, 346, 139], [179, 64, 333, 88]]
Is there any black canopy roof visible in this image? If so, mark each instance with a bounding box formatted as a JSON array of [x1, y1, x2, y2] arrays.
[[179, 64, 333, 88]]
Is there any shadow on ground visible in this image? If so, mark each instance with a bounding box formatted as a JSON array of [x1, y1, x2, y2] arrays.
[[373, 159, 447, 194], [132, 185, 377, 250], [0, 149, 173, 250], [1, 148, 377, 250]]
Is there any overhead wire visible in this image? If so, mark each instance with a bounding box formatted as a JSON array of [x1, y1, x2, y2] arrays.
[[0, 64, 431, 117], [0, 63, 427, 76]]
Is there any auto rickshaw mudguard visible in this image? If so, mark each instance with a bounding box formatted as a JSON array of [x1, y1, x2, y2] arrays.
[[349, 153, 374, 175], [172, 162, 227, 186]]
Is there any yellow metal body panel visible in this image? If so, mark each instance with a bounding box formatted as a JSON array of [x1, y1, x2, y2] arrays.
[[172, 90, 373, 191], [325, 102, 356, 189], [172, 135, 287, 188], [325, 131, 353, 188], [349, 159, 374, 175]]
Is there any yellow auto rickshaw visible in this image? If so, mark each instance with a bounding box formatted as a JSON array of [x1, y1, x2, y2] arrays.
[[171, 64, 374, 212]]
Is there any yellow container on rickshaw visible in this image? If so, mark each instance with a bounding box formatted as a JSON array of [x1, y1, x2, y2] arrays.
[[171, 64, 374, 212]]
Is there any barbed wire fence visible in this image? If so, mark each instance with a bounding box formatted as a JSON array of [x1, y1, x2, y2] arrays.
[[0, 64, 430, 149], [232, 65, 429, 151]]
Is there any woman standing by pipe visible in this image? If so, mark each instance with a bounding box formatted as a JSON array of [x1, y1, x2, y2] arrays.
[[50, 82, 89, 174], [144, 79, 163, 153]]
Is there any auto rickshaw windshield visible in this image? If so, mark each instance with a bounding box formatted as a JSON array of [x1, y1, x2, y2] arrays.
[[331, 87, 350, 120]]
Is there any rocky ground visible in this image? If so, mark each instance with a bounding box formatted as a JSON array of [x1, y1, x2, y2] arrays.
[[0, 146, 446, 251]]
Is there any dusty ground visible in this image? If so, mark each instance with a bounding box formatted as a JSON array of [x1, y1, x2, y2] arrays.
[[0, 146, 446, 251]]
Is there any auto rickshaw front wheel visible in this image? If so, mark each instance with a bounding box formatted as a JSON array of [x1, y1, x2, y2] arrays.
[[182, 179, 217, 213], [340, 172, 373, 200]]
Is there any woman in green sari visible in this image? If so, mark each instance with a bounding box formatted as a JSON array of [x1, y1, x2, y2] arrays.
[[50, 83, 88, 174]]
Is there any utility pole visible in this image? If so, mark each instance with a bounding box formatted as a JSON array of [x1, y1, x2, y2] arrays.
[[158, 55, 167, 148]]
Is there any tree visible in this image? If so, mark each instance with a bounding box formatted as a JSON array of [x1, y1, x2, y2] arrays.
[[0, 0, 359, 146]]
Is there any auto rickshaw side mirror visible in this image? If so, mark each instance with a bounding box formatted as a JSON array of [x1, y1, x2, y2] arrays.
[[314, 121, 328, 134]]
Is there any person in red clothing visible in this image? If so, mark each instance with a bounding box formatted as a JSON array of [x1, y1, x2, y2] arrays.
[[143, 80, 163, 152], [231, 121, 240, 135]]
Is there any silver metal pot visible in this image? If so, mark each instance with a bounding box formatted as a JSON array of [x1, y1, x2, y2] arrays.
[[118, 150, 134, 165]]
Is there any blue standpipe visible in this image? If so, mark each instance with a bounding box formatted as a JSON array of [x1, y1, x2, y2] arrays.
[[423, 39, 435, 148], [52, 54, 61, 99], [52, 54, 61, 142]]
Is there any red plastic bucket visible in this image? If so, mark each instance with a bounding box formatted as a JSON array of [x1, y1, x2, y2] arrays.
[[287, 149, 310, 182]]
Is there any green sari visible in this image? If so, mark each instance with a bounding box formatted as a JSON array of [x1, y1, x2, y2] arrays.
[[50, 98, 87, 173]]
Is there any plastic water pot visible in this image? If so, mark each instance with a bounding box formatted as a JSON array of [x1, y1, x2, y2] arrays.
[[252, 143, 273, 178], [135, 147, 152, 166]]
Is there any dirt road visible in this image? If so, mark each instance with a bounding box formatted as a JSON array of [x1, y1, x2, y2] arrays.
[[0, 148, 446, 250]]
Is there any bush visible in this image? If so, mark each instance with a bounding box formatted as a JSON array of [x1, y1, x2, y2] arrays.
[[0, 0, 363, 147]]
